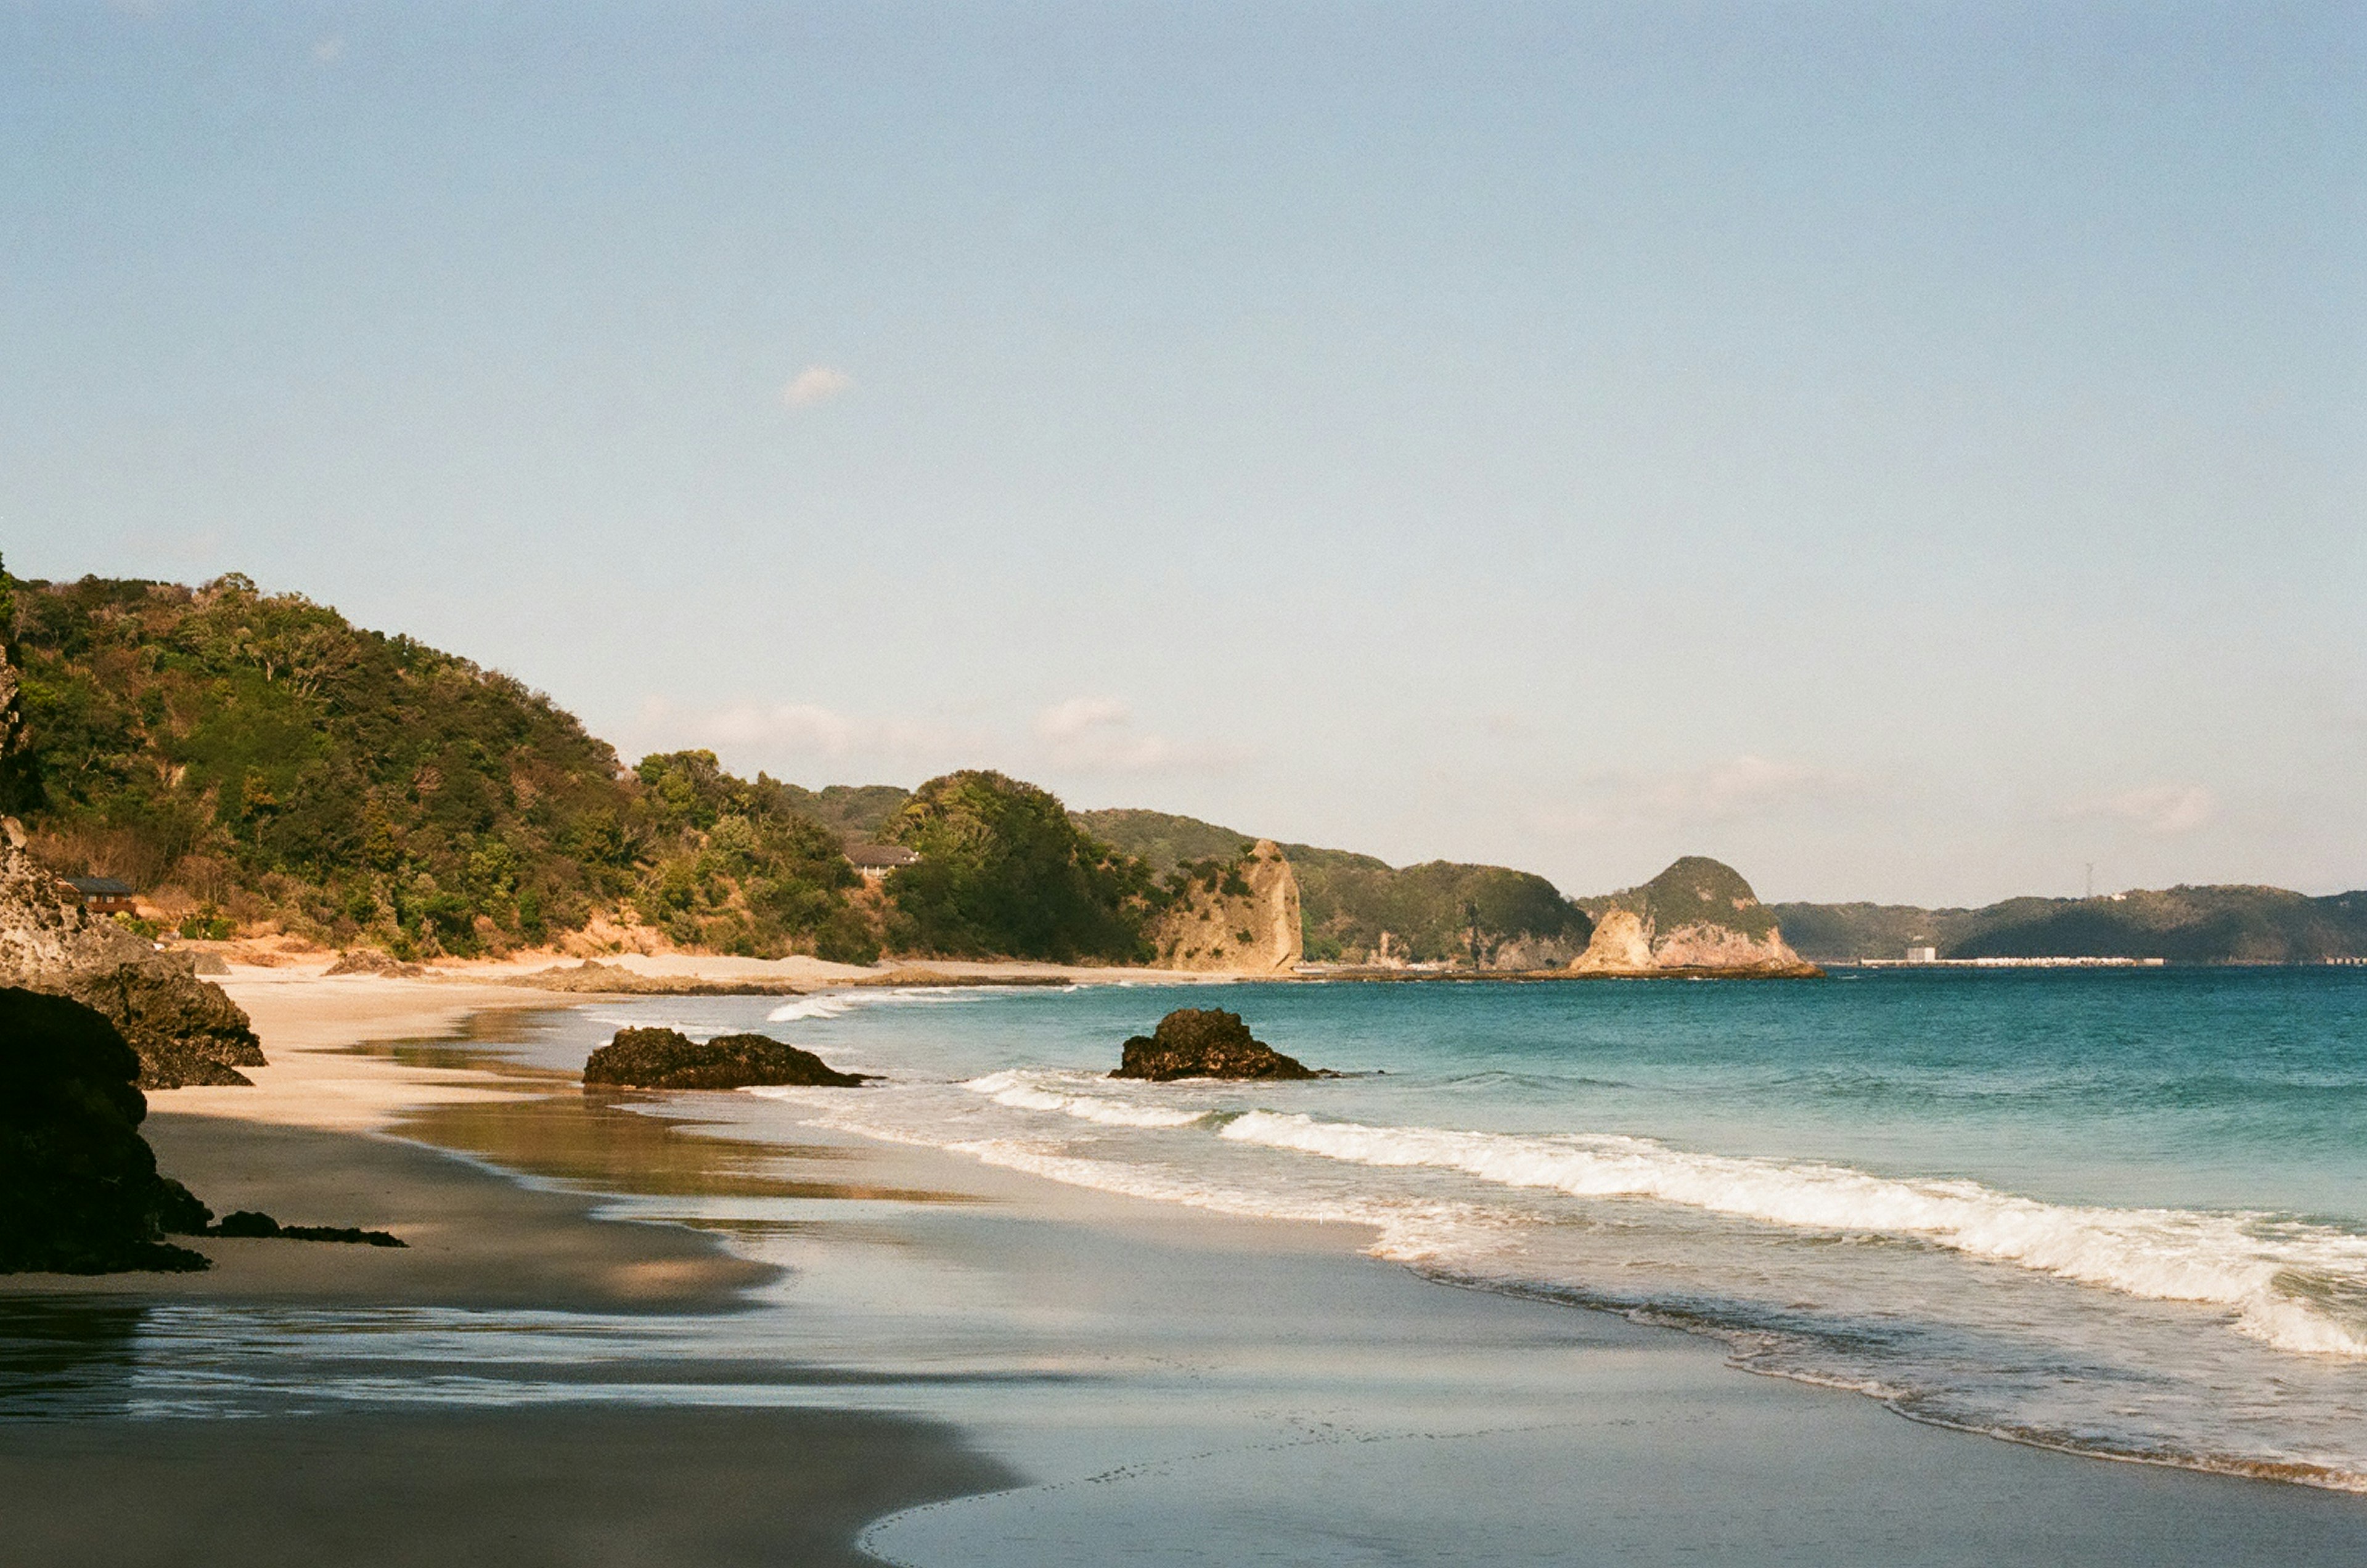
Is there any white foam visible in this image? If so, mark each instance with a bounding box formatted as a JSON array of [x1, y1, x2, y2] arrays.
[[960, 1071, 1209, 1129], [766, 995, 857, 1023], [1217, 1112, 2367, 1358]]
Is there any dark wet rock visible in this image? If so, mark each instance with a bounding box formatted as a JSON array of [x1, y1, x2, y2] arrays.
[[1111, 1008, 1323, 1081], [0, 987, 211, 1273], [206, 1209, 404, 1246], [0, 836, 264, 1087], [582, 1027, 870, 1090]]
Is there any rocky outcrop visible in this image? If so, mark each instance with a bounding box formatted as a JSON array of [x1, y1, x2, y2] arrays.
[[0, 828, 265, 1087], [1111, 1008, 1323, 1080], [582, 1027, 870, 1090], [504, 960, 807, 996], [1147, 841, 1304, 974], [1571, 857, 1820, 978], [0, 987, 211, 1273]]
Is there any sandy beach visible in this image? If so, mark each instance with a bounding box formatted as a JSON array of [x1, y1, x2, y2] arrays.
[[6, 966, 2366, 1564]]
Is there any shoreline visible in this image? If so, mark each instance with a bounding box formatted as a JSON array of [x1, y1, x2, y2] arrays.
[[8, 971, 2365, 1564]]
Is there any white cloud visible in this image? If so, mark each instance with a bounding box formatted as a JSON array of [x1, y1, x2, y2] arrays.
[[782, 365, 852, 408], [1536, 754, 1850, 835], [1033, 696, 1131, 743], [2075, 783, 2217, 836], [1031, 696, 1249, 775], [636, 698, 953, 764], [1643, 754, 1832, 817]]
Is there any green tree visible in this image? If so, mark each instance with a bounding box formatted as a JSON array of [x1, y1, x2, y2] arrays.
[[883, 770, 1153, 961]]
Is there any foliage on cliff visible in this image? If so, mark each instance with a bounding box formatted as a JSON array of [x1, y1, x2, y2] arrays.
[[1075, 807, 1588, 965], [4, 570, 872, 960], [885, 771, 1158, 961], [1771, 886, 2367, 963], [1579, 855, 1781, 942]]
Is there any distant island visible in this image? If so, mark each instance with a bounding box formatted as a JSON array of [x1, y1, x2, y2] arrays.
[[3, 565, 2359, 973]]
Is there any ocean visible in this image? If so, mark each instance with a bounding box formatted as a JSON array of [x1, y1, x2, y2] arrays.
[[661, 967, 2367, 1490]]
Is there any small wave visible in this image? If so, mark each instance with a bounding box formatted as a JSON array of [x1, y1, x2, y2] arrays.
[[961, 1071, 1209, 1129], [1219, 1112, 2367, 1358], [767, 996, 857, 1023]]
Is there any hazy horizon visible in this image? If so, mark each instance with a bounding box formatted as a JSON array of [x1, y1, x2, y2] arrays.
[[8, 3, 2361, 904]]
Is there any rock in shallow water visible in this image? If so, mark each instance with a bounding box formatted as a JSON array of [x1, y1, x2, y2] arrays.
[[582, 1027, 871, 1091], [0, 987, 211, 1273], [1111, 1008, 1323, 1081]]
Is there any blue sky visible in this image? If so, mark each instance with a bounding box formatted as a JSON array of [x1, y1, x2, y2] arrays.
[[6, 2, 2362, 902]]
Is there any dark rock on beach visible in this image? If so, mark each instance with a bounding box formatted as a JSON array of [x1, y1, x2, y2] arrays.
[[583, 1027, 871, 1091], [208, 1209, 404, 1247], [1112, 1008, 1323, 1081], [0, 832, 265, 1088], [0, 986, 211, 1273]]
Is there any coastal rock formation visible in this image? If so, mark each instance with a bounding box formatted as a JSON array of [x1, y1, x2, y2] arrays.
[[1112, 1008, 1322, 1081], [504, 960, 807, 997], [1571, 857, 1820, 978], [0, 987, 211, 1273], [583, 1027, 870, 1090], [0, 830, 265, 1087], [1147, 841, 1304, 974]]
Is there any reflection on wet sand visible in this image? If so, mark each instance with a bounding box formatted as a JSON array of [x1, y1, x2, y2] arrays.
[[0, 1301, 150, 1418], [365, 1019, 974, 1206]]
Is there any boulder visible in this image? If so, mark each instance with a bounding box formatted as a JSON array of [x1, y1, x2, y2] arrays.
[[1111, 1008, 1322, 1081], [0, 833, 265, 1087], [582, 1027, 870, 1090], [0, 987, 211, 1273]]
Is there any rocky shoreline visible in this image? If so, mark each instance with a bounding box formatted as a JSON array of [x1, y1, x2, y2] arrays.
[[0, 828, 264, 1087]]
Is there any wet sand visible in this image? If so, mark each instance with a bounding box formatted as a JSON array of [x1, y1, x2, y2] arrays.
[[0, 1405, 1012, 1568]]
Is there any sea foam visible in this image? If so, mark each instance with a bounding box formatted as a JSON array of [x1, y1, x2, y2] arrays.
[[1217, 1111, 2367, 1357]]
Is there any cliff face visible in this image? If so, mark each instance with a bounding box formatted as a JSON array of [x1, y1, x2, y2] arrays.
[[0, 825, 264, 1087], [1148, 840, 1304, 974], [1571, 857, 1817, 976]]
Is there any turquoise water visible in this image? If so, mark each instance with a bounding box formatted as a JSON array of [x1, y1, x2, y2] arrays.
[[650, 968, 2367, 1487]]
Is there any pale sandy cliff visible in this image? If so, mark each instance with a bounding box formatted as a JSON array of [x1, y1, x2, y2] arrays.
[[1148, 840, 1304, 974], [1571, 856, 1817, 977]]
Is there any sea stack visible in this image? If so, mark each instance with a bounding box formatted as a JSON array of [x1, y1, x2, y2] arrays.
[[1111, 1008, 1323, 1080], [1571, 857, 1821, 978]]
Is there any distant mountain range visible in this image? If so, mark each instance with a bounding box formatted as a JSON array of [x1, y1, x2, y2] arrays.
[[1768, 887, 2367, 965]]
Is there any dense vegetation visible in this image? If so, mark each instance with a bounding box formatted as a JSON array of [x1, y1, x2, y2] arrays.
[[2, 569, 874, 960], [884, 771, 1159, 962], [1771, 886, 2367, 963], [1579, 855, 1780, 942], [1076, 807, 1589, 964]]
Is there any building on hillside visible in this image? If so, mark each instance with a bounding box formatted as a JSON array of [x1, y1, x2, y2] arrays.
[[1905, 944, 1938, 963], [844, 844, 920, 880], [63, 875, 139, 917]]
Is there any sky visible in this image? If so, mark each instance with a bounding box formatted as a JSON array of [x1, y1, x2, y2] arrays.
[[4, 1, 2362, 904]]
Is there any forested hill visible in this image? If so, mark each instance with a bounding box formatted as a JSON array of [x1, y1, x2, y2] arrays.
[[2, 570, 880, 962], [1074, 807, 1592, 965], [1770, 886, 2367, 964]]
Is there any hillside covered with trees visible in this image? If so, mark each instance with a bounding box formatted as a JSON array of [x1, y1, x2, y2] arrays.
[[2, 569, 882, 960], [1075, 807, 1592, 965], [1771, 886, 2367, 964]]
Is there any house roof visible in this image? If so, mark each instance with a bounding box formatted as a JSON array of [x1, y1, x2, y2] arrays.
[[844, 843, 920, 868], [65, 876, 136, 896]]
